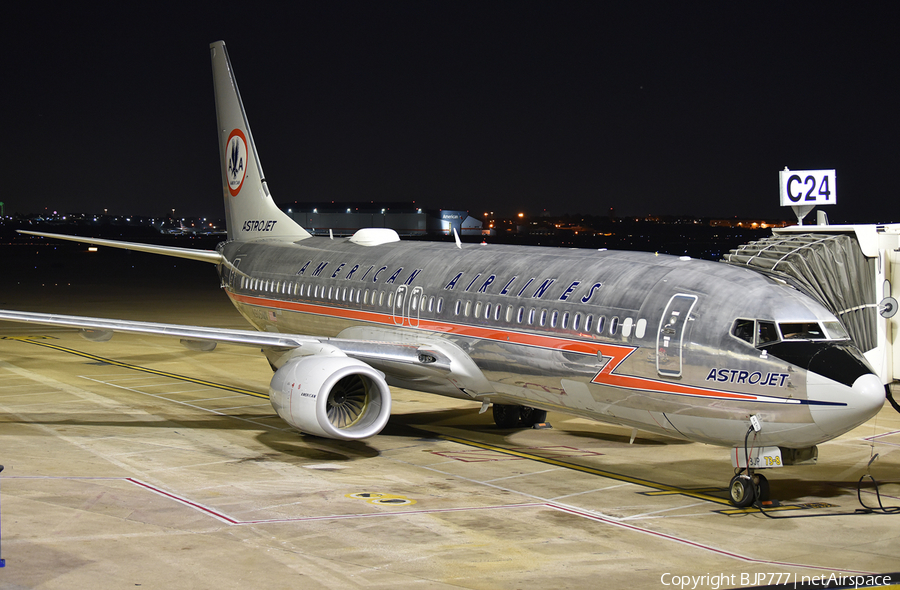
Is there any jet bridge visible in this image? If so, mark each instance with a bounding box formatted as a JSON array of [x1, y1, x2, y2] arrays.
[[721, 224, 900, 396]]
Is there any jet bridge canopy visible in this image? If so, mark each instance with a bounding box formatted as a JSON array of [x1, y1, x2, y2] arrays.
[[721, 232, 877, 353]]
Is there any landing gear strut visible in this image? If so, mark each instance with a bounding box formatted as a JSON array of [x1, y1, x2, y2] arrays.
[[492, 404, 548, 429]]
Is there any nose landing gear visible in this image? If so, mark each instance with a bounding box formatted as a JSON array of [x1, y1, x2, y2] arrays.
[[729, 415, 772, 507], [729, 472, 770, 508]]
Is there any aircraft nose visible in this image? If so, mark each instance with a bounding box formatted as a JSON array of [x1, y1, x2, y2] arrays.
[[850, 373, 886, 417], [808, 371, 885, 438]]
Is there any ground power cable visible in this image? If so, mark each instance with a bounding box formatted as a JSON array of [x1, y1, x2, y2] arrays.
[[740, 420, 900, 519]]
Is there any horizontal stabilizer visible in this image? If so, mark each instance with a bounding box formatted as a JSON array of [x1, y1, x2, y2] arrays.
[[18, 231, 223, 264]]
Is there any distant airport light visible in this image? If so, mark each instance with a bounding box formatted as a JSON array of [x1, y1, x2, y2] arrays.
[[87, 247, 98, 252]]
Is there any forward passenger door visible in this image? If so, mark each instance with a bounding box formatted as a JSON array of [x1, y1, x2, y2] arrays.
[[656, 294, 698, 377]]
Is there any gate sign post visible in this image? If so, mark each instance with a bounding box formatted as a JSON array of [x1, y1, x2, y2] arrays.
[[779, 168, 836, 225]]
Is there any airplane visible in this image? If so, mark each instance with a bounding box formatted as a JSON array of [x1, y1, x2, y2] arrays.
[[0, 41, 886, 508]]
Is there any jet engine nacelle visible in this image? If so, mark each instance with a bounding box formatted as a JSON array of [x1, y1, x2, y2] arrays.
[[268, 355, 391, 440]]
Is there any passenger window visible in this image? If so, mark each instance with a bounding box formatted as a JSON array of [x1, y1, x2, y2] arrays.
[[464, 301, 471, 317], [610, 316, 619, 335], [758, 321, 778, 345], [474, 302, 482, 318], [550, 310, 558, 328], [379, 291, 385, 306], [388, 292, 394, 307], [455, 301, 461, 315], [573, 313, 581, 331], [539, 310, 547, 326], [484, 303, 492, 319], [428, 296, 434, 312], [635, 318, 647, 338], [517, 307, 525, 323], [584, 314, 593, 332], [505, 305, 513, 322], [411, 293, 419, 311], [596, 315, 606, 334], [494, 304, 502, 321], [528, 309, 535, 325], [437, 297, 444, 313], [622, 317, 633, 337], [562, 312, 570, 330]]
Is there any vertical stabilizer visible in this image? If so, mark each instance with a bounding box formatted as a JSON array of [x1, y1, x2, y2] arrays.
[[210, 41, 311, 241]]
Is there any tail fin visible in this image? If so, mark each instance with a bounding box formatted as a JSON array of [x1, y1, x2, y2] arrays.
[[210, 41, 311, 242]]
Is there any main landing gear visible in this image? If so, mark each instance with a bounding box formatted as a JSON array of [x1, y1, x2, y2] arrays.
[[729, 470, 771, 508], [492, 404, 548, 429]]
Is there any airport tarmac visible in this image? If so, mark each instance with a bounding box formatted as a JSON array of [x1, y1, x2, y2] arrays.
[[1, 247, 899, 589]]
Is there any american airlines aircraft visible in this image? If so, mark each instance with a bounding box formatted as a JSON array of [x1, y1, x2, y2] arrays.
[[0, 41, 885, 507]]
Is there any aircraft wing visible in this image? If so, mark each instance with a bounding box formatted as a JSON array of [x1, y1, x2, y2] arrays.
[[0, 309, 452, 376]]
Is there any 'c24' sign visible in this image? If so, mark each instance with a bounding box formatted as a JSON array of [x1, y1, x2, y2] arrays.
[[779, 169, 836, 206]]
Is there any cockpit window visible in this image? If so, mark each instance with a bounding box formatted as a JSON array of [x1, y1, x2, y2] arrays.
[[731, 319, 754, 344], [733, 318, 849, 347], [779, 322, 825, 340], [822, 320, 850, 340], [757, 321, 779, 345]]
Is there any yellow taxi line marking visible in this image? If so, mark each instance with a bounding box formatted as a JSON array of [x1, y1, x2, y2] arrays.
[[4, 337, 268, 399], [438, 434, 733, 505]]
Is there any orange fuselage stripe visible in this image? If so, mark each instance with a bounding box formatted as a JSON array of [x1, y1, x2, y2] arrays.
[[228, 291, 761, 402]]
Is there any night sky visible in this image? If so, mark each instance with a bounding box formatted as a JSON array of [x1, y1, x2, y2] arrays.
[[5, 4, 897, 223]]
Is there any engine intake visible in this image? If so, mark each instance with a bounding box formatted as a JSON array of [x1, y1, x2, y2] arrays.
[[268, 355, 391, 440]]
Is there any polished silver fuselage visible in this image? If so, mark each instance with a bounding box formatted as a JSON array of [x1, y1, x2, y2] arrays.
[[216, 236, 883, 449]]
